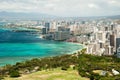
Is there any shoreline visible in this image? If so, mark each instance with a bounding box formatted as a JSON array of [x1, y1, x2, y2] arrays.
[[0, 42, 84, 67], [65, 41, 85, 54]]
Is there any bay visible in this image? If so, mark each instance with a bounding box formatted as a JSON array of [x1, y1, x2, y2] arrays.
[[0, 29, 83, 66]]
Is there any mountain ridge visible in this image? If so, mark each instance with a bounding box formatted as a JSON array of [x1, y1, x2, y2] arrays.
[[0, 11, 120, 20], [0, 11, 56, 20]]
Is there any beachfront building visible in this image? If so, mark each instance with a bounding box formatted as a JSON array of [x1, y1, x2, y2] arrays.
[[54, 31, 70, 41], [42, 28, 47, 35], [53, 26, 71, 41], [44, 22, 50, 33], [86, 41, 105, 56]]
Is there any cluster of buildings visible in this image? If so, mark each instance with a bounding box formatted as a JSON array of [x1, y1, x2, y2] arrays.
[[41, 21, 72, 41], [40, 19, 120, 56]]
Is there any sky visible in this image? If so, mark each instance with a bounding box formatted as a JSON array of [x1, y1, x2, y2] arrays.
[[0, 0, 120, 17]]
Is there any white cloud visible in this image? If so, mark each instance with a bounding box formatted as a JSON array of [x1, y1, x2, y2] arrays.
[[0, 0, 119, 17], [88, 3, 99, 9]]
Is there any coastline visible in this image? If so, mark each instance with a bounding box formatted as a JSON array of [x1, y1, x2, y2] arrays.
[[64, 41, 85, 54], [0, 41, 84, 67]]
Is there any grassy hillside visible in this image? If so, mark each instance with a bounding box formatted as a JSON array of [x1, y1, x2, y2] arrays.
[[4, 68, 88, 80]]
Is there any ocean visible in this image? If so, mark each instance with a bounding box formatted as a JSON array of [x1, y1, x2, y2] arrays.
[[0, 28, 83, 66]]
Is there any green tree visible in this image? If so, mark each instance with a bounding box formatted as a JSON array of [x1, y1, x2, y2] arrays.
[[9, 70, 20, 78]]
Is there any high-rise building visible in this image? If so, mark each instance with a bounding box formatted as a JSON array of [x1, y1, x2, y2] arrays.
[[117, 46, 120, 58], [42, 28, 47, 34], [96, 31, 106, 43], [45, 22, 50, 33], [57, 26, 65, 31], [116, 38, 120, 51], [51, 21, 57, 30], [110, 34, 116, 47], [105, 27, 109, 31], [57, 26, 70, 32], [54, 31, 70, 41]]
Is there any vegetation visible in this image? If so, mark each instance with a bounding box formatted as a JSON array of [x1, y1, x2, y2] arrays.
[[0, 49, 120, 80], [9, 70, 20, 77], [77, 49, 120, 80], [0, 76, 4, 80], [4, 68, 88, 80], [0, 54, 79, 78]]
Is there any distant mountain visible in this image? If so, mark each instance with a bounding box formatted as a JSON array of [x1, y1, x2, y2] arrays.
[[0, 11, 120, 20], [0, 11, 56, 20], [107, 15, 120, 19]]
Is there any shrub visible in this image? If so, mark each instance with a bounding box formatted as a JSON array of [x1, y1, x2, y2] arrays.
[[61, 66, 68, 71], [79, 71, 89, 77], [90, 75, 94, 80], [9, 70, 20, 78], [61, 65, 69, 71]]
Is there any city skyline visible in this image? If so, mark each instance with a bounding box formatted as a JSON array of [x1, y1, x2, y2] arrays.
[[0, 0, 119, 17]]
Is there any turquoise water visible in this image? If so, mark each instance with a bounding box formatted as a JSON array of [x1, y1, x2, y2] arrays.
[[0, 42, 83, 66], [0, 28, 83, 66]]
